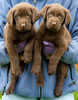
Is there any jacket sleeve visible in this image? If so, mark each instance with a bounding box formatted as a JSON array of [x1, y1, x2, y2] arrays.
[[0, 0, 13, 65], [61, 7, 78, 64]]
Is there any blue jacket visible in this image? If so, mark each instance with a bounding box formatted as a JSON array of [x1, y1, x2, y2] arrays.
[[0, 0, 78, 98]]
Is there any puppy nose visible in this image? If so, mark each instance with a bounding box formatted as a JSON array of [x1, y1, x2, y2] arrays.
[[21, 24, 26, 27], [52, 22, 56, 25]]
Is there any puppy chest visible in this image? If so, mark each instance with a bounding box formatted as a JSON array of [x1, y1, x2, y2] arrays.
[[18, 32, 33, 42], [42, 32, 57, 42]]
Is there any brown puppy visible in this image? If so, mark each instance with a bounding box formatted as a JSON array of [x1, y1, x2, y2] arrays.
[[4, 2, 40, 94], [32, 4, 72, 97]]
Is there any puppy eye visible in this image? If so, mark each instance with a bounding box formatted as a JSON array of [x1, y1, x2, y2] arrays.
[[15, 15, 21, 19], [26, 14, 31, 17], [48, 13, 54, 17], [26, 15, 31, 20], [17, 16, 21, 19], [26, 15, 29, 17], [58, 14, 63, 18]]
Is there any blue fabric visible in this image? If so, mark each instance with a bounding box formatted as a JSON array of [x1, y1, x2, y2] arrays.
[[0, 0, 78, 98], [2, 93, 74, 100]]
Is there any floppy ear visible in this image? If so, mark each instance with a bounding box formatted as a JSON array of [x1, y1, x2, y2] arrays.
[[31, 7, 40, 23], [40, 5, 50, 19], [6, 8, 15, 26], [65, 9, 71, 25]]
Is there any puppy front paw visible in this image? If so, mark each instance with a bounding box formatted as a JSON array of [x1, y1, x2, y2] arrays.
[[6, 86, 14, 95], [12, 67, 22, 76], [48, 65, 57, 75], [54, 87, 62, 97], [21, 55, 32, 64], [31, 65, 41, 75]]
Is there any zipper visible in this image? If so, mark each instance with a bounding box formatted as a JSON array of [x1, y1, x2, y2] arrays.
[[33, 0, 36, 6], [33, 0, 42, 98], [40, 87, 42, 98], [2, 64, 10, 95], [37, 98, 40, 100], [68, 65, 76, 87], [2, 86, 6, 95]]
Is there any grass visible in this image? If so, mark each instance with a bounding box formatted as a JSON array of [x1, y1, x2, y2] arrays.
[[0, 96, 1, 100], [73, 91, 78, 100], [0, 92, 78, 100], [73, 66, 78, 100]]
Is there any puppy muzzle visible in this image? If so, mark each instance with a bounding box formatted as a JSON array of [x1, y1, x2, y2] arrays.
[[46, 19, 61, 32]]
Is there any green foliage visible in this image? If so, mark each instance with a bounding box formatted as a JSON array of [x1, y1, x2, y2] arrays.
[[73, 91, 78, 100]]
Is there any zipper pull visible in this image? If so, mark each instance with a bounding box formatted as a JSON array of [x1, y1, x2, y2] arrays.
[[33, 0, 36, 6], [68, 80, 76, 87]]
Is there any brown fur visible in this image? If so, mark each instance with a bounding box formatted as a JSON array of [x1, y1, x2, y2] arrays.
[[32, 4, 72, 97], [4, 2, 40, 94]]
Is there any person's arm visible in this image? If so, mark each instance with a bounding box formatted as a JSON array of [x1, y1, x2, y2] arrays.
[[61, 7, 78, 64], [0, 0, 13, 65]]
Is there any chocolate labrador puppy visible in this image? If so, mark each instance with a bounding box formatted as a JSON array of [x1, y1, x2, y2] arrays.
[[4, 2, 40, 94], [32, 4, 72, 97]]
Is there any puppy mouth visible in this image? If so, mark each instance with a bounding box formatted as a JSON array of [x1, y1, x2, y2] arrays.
[[18, 29, 27, 32], [16, 26, 31, 32], [49, 28, 58, 32], [17, 28, 31, 33]]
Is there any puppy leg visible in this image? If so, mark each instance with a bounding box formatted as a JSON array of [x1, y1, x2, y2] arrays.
[[19, 54, 25, 73], [6, 67, 17, 95], [21, 38, 34, 64], [54, 61, 68, 97], [6, 42, 22, 76], [48, 41, 67, 75], [32, 39, 41, 75], [36, 66, 44, 87], [6, 58, 24, 95]]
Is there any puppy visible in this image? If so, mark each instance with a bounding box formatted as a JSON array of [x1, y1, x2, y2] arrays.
[[4, 2, 40, 94], [32, 4, 72, 97]]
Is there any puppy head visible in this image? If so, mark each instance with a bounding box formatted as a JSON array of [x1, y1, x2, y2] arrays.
[[40, 4, 71, 32], [7, 2, 40, 32]]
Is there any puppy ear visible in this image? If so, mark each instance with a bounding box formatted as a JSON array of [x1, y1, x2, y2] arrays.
[[6, 8, 15, 26], [40, 5, 50, 19], [31, 7, 40, 23], [65, 9, 71, 25]]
